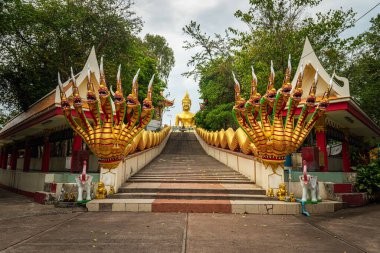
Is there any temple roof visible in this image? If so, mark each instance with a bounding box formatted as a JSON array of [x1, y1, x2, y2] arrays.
[[291, 37, 350, 99], [0, 47, 100, 141]]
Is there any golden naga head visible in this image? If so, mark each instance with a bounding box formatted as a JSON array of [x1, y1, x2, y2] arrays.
[[125, 69, 141, 110], [98, 57, 111, 101], [232, 72, 247, 112], [70, 67, 83, 109], [305, 69, 318, 107], [264, 61, 277, 106], [58, 59, 155, 170], [142, 75, 155, 114], [86, 66, 97, 105], [246, 67, 261, 109], [317, 75, 334, 112], [58, 73, 71, 113], [110, 65, 126, 105], [291, 63, 304, 103], [280, 55, 293, 99]]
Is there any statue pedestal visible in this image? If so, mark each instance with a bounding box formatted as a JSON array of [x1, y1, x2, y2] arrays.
[[255, 163, 285, 192]]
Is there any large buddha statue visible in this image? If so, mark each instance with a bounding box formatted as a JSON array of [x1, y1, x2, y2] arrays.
[[175, 92, 195, 127]]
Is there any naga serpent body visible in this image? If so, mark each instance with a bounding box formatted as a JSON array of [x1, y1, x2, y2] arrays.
[[59, 59, 155, 169], [232, 57, 332, 170]]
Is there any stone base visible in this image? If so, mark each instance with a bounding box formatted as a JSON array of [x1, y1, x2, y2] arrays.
[[87, 199, 342, 215]]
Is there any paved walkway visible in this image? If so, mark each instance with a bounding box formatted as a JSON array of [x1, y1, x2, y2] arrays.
[[0, 188, 379, 253]]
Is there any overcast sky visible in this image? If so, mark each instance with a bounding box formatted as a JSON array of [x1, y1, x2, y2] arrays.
[[132, 0, 379, 126]]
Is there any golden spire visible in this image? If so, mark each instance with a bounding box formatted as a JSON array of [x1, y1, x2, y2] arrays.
[[182, 91, 191, 105]]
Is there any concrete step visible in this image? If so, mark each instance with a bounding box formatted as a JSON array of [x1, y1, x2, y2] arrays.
[[336, 192, 368, 207], [131, 173, 243, 180], [107, 192, 271, 201], [130, 176, 249, 180], [87, 198, 343, 214], [127, 179, 252, 184], [333, 183, 353, 193], [118, 187, 266, 195]]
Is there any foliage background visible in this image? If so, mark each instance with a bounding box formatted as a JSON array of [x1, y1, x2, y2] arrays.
[[0, 0, 174, 128], [182, 0, 379, 131]]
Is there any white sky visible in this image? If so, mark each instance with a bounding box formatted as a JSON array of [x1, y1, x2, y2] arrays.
[[133, 0, 379, 126]]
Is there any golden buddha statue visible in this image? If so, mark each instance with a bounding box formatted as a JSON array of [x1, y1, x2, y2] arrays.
[[175, 91, 195, 127]]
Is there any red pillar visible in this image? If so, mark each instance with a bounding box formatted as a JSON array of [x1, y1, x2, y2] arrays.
[[342, 131, 351, 172], [1, 149, 7, 169], [10, 148, 18, 170], [0, 148, 3, 169], [41, 138, 51, 172], [70, 134, 82, 173], [23, 145, 31, 172], [315, 116, 328, 172]]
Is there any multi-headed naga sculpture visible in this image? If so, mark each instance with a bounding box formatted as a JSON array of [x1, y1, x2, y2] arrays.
[[59, 58, 155, 169], [232, 56, 332, 170]]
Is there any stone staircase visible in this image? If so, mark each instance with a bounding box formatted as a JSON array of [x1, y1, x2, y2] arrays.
[[87, 132, 341, 214], [325, 182, 368, 207]]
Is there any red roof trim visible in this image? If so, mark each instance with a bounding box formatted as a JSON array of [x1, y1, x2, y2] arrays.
[[347, 102, 380, 136], [0, 107, 96, 139]]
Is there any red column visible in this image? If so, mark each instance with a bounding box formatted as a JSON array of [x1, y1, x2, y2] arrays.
[[70, 134, 82, 173], [10, 148, 18, 170], [1, 149, 7, 169], [342, 132, 351, 172], [23, 145, 31, 172], [41, 138, 51, 172], [315, 116, 328, 172], [0, 148, 3, 169]]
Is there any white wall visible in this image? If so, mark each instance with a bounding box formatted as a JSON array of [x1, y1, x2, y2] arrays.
[[0, 169, 47, 193], [195, 132, 284, 191]]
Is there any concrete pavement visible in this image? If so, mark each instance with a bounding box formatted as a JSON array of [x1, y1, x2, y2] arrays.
[[0, 188, 379, 253]]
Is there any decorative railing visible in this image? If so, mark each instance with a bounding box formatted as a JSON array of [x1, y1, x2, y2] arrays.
[[125, 126, 171, 155], [195, 127, 256, 156]]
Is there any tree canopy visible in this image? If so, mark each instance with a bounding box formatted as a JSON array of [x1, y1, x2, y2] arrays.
[[0, 0, 175, 123], [183, 0, 376, 130]]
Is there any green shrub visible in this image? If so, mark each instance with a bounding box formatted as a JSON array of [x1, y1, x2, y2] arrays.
[[353, 159, 380, 197]]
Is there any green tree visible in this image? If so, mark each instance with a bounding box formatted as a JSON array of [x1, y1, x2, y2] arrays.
[[344, 14, 380, 124], [0, 0, 174, 114], [183, 0, 357, 130], [144, 34, 175, 82]]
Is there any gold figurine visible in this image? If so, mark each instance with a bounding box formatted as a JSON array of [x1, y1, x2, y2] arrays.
[[267, 188, 275, 197], [290, 192, 296, 202], [68, 192, 76, 202], [109, 186, 115, 195], [277, 183, 288, 201], [95, 182, 107, 199]]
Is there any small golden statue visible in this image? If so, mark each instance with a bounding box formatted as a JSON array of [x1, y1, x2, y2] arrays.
[[175, 92, 195, 127], [96, 182, 107, 199], [68, 192, 76, 202], [290, 192, 296, 202], [109, 186, 115, 195], [267, 188, 275, 197], [277, 183, 288, 201], [63, 192, 70, 202]]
